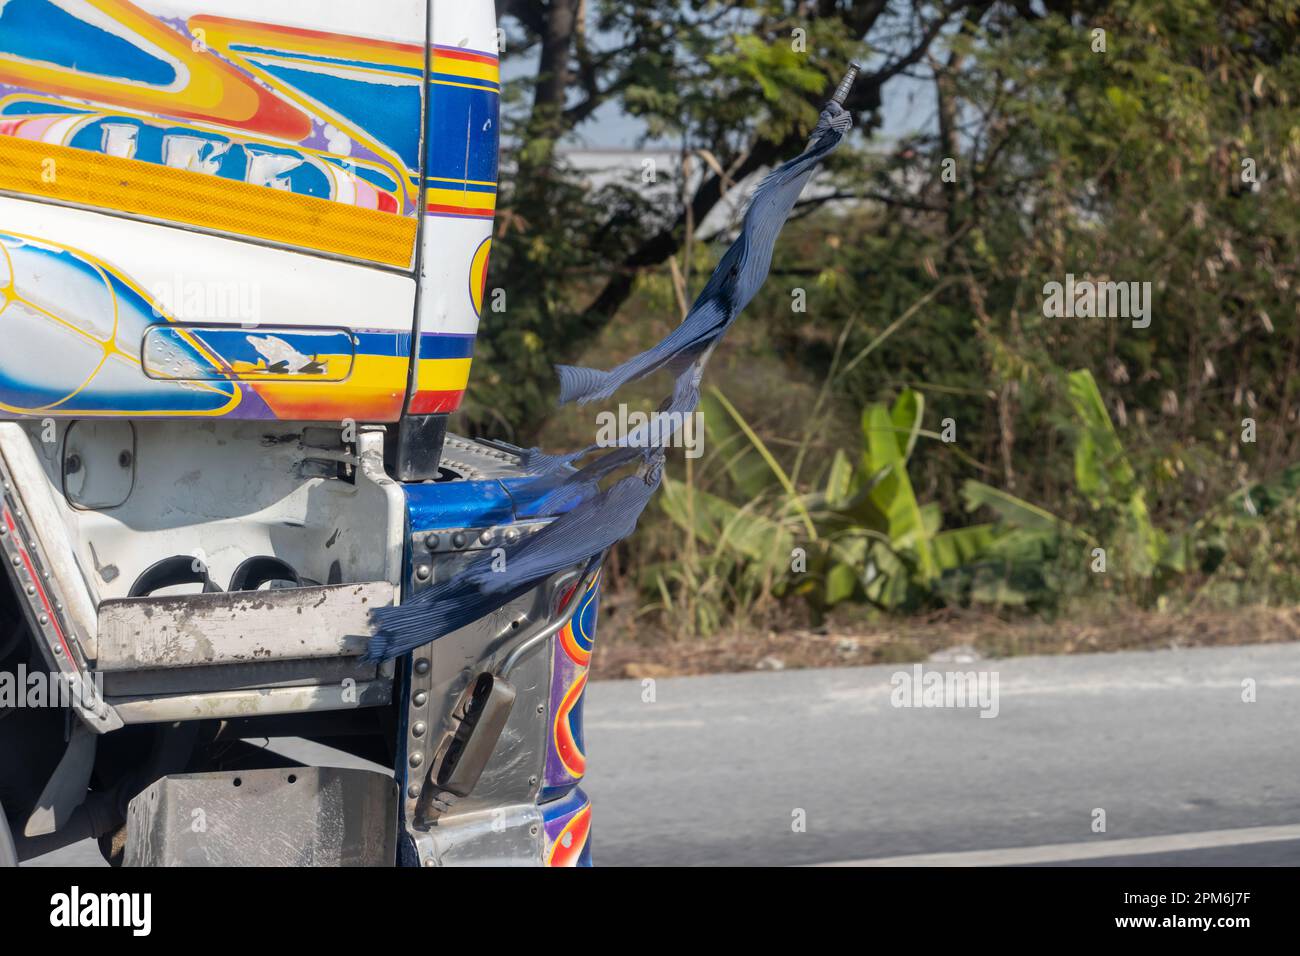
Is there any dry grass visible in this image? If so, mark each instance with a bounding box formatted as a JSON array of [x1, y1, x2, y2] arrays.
[[590, 602, 1300, 680]]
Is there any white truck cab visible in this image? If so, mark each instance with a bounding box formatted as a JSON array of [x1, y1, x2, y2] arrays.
[[0, 0, 596, 867]]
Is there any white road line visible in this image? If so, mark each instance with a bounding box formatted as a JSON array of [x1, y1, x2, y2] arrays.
[[818, 824, 1300, 867]]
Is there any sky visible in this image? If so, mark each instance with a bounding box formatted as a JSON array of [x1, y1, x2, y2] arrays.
[[498, 10, 941, 153]]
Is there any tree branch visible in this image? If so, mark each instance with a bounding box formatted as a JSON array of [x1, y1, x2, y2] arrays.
[[565, 2, 980, 360]]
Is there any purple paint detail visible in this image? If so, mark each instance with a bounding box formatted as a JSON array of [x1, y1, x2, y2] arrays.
[[302, 119, 333, 153], [228, 382, 275, 419], [541, 575, 600, 798], [542, 643, 583, 793]]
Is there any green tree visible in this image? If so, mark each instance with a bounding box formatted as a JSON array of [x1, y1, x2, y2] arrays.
[[469, 0, 989, 438]]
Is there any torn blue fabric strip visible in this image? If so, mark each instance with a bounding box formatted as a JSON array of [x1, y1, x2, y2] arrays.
[[366, 101, 852, 662]]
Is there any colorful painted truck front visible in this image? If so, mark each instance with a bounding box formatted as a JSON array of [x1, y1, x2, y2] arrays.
[[0, 0, 595, 867]]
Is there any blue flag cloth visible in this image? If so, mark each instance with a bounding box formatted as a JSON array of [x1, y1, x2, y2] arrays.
[[365, 100, 853, 662], [555, 102, 854, 406]]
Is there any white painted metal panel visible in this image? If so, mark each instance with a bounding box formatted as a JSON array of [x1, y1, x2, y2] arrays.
[[0, 197, 417, 333]]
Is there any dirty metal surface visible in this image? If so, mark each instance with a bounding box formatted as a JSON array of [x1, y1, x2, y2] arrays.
[[100, 657, 378, 697], [110, 679, 391, 723], [125, 767, 398, 867], [96, 581, 394, 671]]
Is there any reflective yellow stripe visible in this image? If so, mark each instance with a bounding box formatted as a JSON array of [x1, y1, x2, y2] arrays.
[[0, 136, 417, 267]]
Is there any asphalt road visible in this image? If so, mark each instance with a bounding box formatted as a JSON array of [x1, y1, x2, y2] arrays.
[[581, 642, 1300, 866], [22, 642, 1300, 867]]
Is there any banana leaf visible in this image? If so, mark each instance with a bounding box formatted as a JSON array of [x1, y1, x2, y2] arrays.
[[961, 479, 1069, 536], [862, 400, 938, 579], [701, 389, 774, 499], [933, 523, 998, 570]]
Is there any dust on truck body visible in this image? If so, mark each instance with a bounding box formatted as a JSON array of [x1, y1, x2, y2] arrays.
[[0, 0, 595, 867]]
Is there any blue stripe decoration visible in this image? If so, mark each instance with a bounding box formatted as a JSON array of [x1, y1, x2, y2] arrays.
[[425, 83, 499, 185], [418, 333, 476, 360], [327, 159, 400, 193], [0, 100, 90, 116], [425, 179, 496, 193], [0, 0, 177, 86], [228, 44, 425, 78], [347, 332, 474, 360], [350, 330, 408, 358], [256, 61, 423, 172]]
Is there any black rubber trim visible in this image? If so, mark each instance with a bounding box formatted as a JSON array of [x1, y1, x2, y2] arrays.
[[228, 556, 302, 592], [128, 555, 221, 598]]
